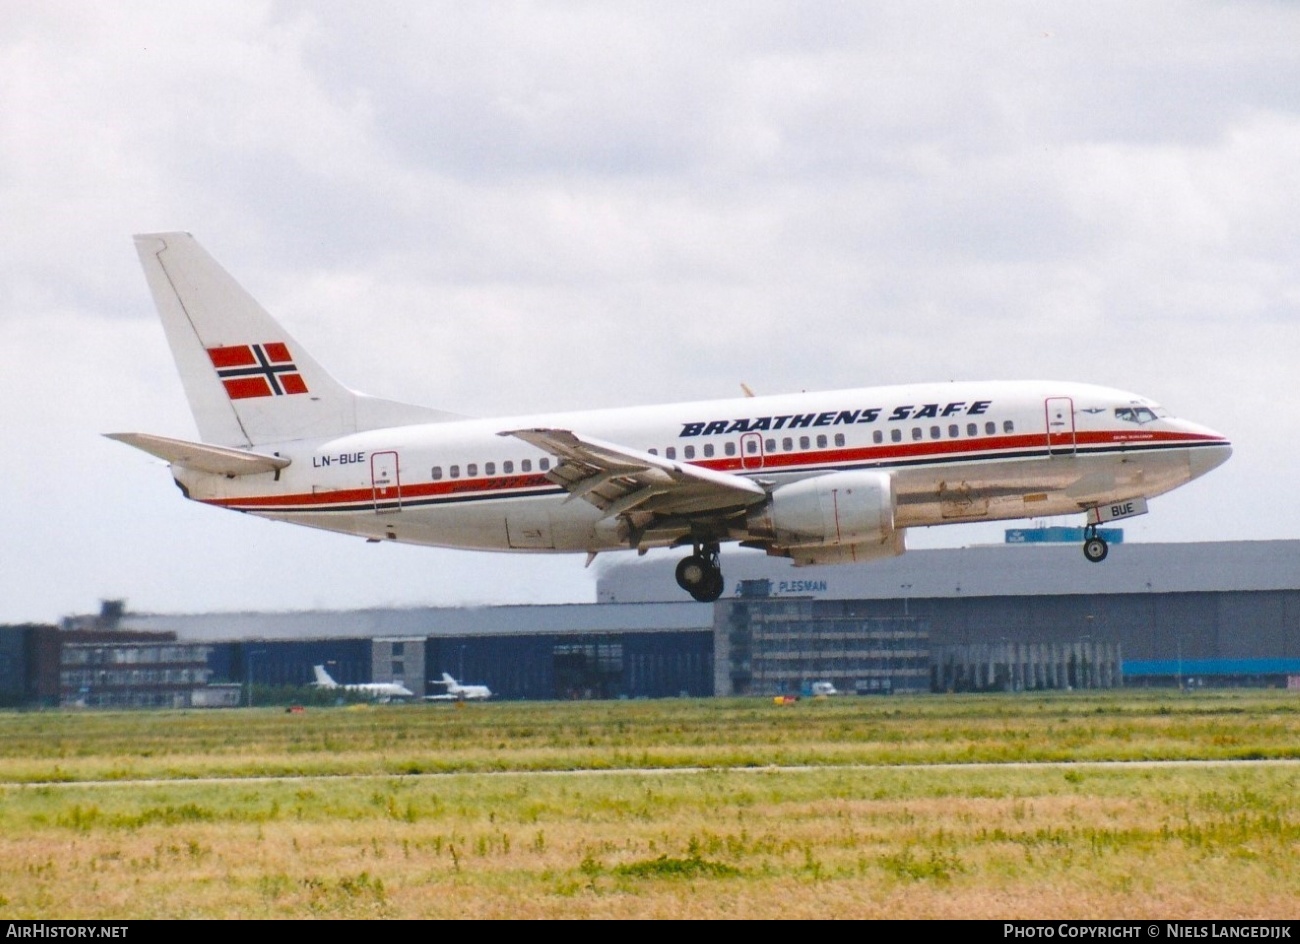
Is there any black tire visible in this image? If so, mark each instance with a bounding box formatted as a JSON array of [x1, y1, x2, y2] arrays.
[[1083, 537, 1109, 563], [676, 555, 710, 592], [691, 567, 725, 603]]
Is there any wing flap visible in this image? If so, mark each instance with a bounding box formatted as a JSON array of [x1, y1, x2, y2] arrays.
[[501, 427, 765, 518], [106, 432, 291, 476]]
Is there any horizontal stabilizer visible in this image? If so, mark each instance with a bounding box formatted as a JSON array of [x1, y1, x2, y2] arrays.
[[106, 432, 290, 476]]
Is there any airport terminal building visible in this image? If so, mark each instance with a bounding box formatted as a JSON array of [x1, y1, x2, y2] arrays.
[[5, 539, 1300, 705]]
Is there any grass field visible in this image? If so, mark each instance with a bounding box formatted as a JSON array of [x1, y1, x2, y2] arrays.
[[1, 690, 1297, 918]]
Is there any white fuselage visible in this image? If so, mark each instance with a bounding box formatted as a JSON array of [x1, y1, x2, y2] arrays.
[[174, 380, 1231, 556]]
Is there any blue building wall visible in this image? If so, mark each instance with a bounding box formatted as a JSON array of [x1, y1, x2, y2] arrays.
[[211, 639, 374, 687], [425, 632, 713, 700]]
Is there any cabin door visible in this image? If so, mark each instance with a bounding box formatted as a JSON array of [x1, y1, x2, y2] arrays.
[[371, 451, 403, 513], [1045, 398, 1076, 456]]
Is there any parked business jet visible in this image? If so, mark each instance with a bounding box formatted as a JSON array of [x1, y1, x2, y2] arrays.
[[426, 673, 493, 701], [110, 234, 1232, 602], [311, 664, 415, 701]]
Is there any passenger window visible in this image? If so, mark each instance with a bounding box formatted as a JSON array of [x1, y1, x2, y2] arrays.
[[485, 462, 495, 475], [521, 459, 532, 472], [948, 425, 959, 438], [782, 437, 793, 451], [799, 436, 810, 450], [724, 442, 736, 457], [540, 458, 550, 471], [503, 460, 514, 474], [873, 430, 883, 444], [891, 429, 902, 443], [765, 438, 776, 452], [911, 427, 923, 441], [666, 447, 676, 460], [703, 444, 715, 458], [450, 465, 460, 479], [431, 466, 443, 480], [967, 423, 977, 437], [1003, 420, 1015, 433], [816, 435, 827, 449], [745, 439, 758, 454], [684, 445, 696, 459], [648, 448, 658, 455], [930, 426, 941, 440], [834, 433, 845, 447], [467, 463, 478, 477], [985, 422, 996, 435]]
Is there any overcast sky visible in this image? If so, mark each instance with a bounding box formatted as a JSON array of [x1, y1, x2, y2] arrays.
[[3, 2, 1297, 623]]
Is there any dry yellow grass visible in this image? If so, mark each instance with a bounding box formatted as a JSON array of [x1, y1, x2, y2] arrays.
[[0, 692, 1297, 918]]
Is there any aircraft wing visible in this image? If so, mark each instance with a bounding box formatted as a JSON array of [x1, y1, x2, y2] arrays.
[[501, 428, 766, 518]]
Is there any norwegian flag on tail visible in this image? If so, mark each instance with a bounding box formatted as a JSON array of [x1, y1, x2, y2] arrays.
[[207, 343, 309, 399]]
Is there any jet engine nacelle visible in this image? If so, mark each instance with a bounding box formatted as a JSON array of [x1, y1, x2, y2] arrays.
[[747, 470, 899, 550]]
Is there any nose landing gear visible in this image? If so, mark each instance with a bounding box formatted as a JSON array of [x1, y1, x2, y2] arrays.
[[1082, 524, 1109, 563], [675, 543, 725, 602]]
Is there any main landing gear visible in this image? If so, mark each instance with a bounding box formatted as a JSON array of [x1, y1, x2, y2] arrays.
[[1082, 524, 1109, 563], [675, 543, 725, 602]]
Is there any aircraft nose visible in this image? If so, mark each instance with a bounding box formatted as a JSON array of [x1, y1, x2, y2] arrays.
[[1186, 426, 1232, 480]]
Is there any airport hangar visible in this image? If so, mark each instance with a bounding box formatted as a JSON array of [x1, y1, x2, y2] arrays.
[[51, 538, 1299, 705]]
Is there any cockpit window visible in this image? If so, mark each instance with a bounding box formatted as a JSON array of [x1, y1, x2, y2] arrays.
[[1115, 406, 1159, 424]]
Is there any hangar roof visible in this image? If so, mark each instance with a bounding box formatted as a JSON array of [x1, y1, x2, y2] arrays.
[[596, 540, 1300, 603], [109, 541, 1300, 642], [118, 602, 712, 643]]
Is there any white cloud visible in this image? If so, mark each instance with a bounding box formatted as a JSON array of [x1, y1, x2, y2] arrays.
[[1, 1, 1297, 621]]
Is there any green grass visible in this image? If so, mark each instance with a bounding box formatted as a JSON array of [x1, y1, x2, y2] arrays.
[[0, 690, 1297, 917]]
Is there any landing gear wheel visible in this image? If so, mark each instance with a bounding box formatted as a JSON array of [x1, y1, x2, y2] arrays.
[[676, 555, 710, 592], [1082, 533, 1109, 563], [675, 545, 724, 603], [696, 567, 725, 603]]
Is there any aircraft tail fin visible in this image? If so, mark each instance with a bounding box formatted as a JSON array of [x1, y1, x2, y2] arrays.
[[133, 233, 464, 447], [312, 665, 337, 687], [441, 673, 458, 688]]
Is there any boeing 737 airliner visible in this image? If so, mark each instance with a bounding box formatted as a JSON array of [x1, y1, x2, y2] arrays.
[[110, 233, 1232, 602]]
